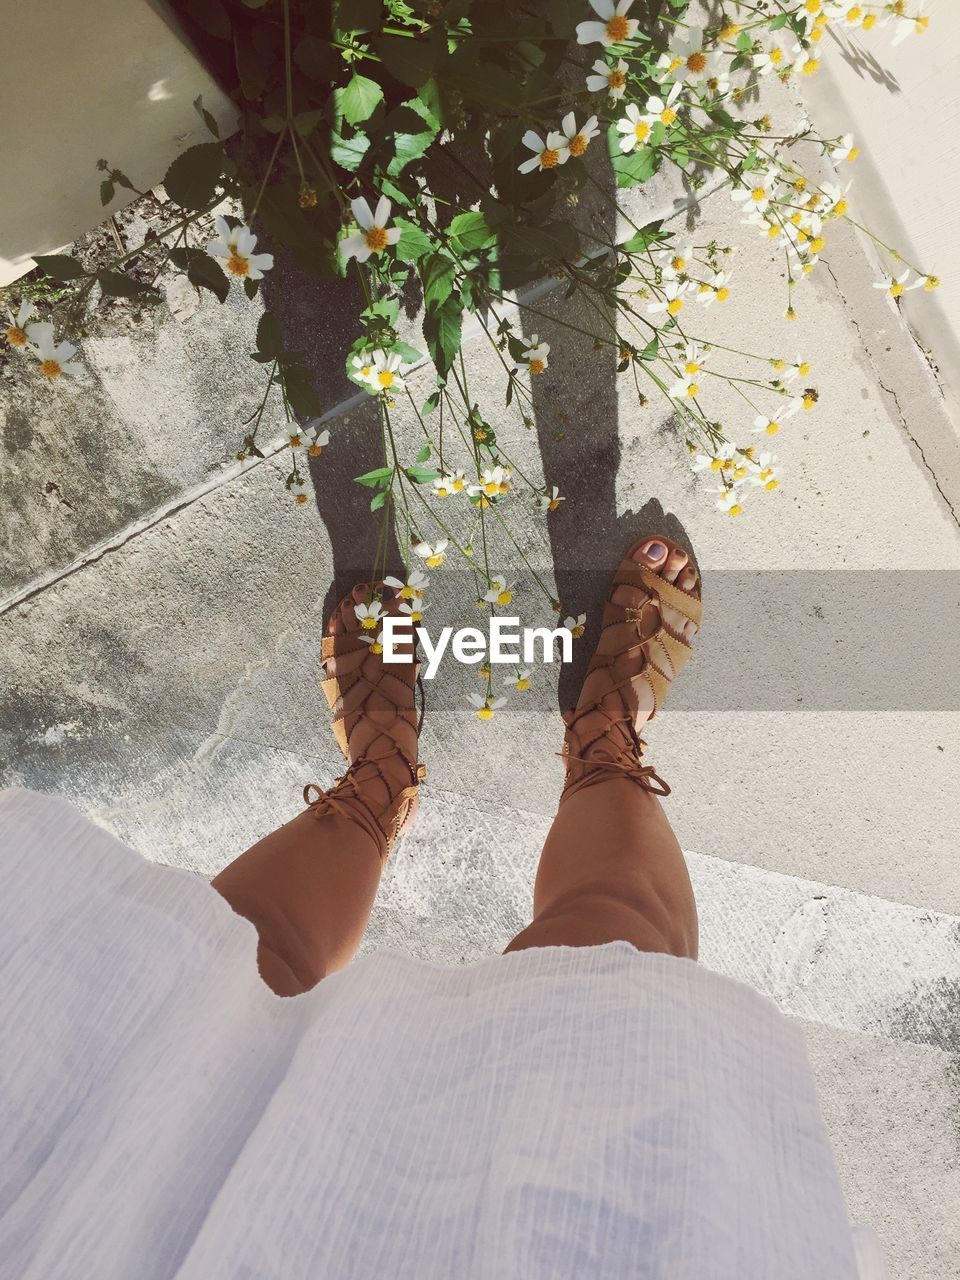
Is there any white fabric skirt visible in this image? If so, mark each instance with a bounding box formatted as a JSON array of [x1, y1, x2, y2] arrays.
[[0, 787, 884, 1279]]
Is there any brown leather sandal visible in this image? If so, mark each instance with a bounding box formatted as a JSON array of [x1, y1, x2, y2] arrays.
[[303, 582, 425, 861], [560, 535, 702, 802]]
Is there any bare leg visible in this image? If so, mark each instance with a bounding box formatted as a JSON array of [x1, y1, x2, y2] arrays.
[[213, 582, 422, 997], [505, 539, 700, 960], [212, 802, 386, 997]]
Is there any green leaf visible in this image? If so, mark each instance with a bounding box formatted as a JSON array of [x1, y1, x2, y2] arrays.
[[370, 490, 389, 511], [394, 217, 432, 264], [639, 335, 659, 361], [448, 210, 496, 253], [187, 254, 230, 303], [421, 391, 440, 416], [97, 270, 159, 299], [331, 130, 370, 173], [422, 293, 462, 383], [404, 465, 440, 484], [342, 74, 384, 126], [619, 220, 668, 253], [99, 179, 116, 207], [293, 110, 325, 137], [34, 254, 87, 281], [355, 465, 394, 488], [610, 145, 659, 188], [373, 34, 438, 88], [420, 252, 456, 307], [416, 443, 432, 462], [163, 142, 224, 210], [243, 277, 260, 300], [392, 340, 425, 363], [770, 13, 789, 29], [256, 311, 282, 359]]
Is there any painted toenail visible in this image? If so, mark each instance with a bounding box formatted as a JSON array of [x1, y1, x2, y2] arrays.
[[643, 541, 666, 560]]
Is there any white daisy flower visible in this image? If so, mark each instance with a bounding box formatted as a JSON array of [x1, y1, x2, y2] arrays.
[[537, 486, 564, 511], [872, 269, 916, 298], [658, 27, 711, 84], [483, 575, 516, 606], [354, 600, 383, 630], [615, 102, 653, 153], [703, 68, 732, 98], [413, 538, 448, 568], [748, 452, 783, 491], [521, 335, 550, 373], [384, 569, 430, 599], [892, 15, 929, 46], [642, 82, 683, 129], [731, 172, 778, 216], [359, 629, 385, 655], [715, 486, 746, 516], [432, 469, 467, 497], [586, 57, 628, 101], [468, 693, 507, 720], [576, 0, 639, 48], [504, 668, 532, 691], [697, 269, 732, 305], [647, 280, 688, 316], [691, 443, 736, 474], [370, 349, 409, 392], [753, 46, 787, 75], [829, 133, 859, 163], [563, 613, 587, 638], [398, 597, 427, 623], [206, 216, 274, 280], [306, 428, 331, 455], [559, 112, 600, 159], [25, 322, 81, 379], [657, 243, 694, 279], [517, 130, 568, 174], [5, 301, 36, 349], [349, 353, 378, 387], [339, 196, 401, 264]]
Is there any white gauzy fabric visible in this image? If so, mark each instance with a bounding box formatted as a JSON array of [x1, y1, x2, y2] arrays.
[[0, 787, 886, 1280]]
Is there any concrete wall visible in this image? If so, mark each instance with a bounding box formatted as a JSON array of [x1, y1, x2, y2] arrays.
[[0, 0, 236, 286]]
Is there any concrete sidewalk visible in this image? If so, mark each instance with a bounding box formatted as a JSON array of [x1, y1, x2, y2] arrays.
[[2, 86, 959, 1280]]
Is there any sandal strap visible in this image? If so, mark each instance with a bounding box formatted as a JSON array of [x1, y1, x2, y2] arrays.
[[303, 760, 426, 861]]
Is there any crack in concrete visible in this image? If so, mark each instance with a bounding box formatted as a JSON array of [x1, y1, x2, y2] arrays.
[[823, 259, 960, 531]]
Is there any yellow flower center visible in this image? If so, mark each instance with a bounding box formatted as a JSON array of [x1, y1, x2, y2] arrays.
[[295, 493, 308, 505], [606, 14, 630, 41], [308, 443, 324, 457], [226, 254, 250, 277], [766, 421, 781, 434], [667, 297, 683, 315], [498, 481, 510, 494], [497, 589, 513, 606], [668, 56, 682, 73], [6, 325, 27, 347], [572, 624, 585, 638], [916, 16, 928, 33], [862, 12, 876, 26], [798, 362, 811, 376], [684, 361, 699, 375], [633, 120, 650, 142], [686, 382, 699, 397], [476, 706, 494, 720], [770, 48, 783, 64], [529, 358, 545, 375], [408, 610, 424, 622], [609, 69, 626, 89], [810, 236, 825, 253], [364, 226, 389, 252], [436, 485, 450, 497], [805, 0, 820, 11], [728, 502, 743, 516], [710, 458, 724, 472], [377, 370, 395, 388], [764, 479, 779, 492], [924, 276, 941, 291], [660, 107, 677, 125], [751, 186, 767, 202], [299, 188, 318, 209], [425, 553, 445, 568], [40, 358, 62, 379], [360, 615, 377, 629], [847, 6, 862, 19], [370, 641, 383, 654], [540, 148, 560, 168], [399, 585, 416, 599], [686, 51, 706, 73], [786, 306, 797, 319], [672, 255, 686, 271], [515, 678, 531, 692], [846, 147, 859, 162], [834, 198, 848, 216], [801, 57, 820, 74], [733, 465, 748, 480], [452, 477, 465, 490], [484, 481, 499, 495], [890, 282, 904, 297], [568, 132, 589, 157], [548, 497, 561, 510], [716, 287, 729, 301], [720, 23, 739, 39]]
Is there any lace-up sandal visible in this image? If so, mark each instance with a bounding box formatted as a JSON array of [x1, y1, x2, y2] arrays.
[[560, 536, 702, 801], [303, 583, 425, 861]]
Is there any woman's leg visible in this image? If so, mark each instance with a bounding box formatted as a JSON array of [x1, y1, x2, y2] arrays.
[[212, 800, 387, 997], [213, 583, 422, 997], [504, 539, 700, 961]]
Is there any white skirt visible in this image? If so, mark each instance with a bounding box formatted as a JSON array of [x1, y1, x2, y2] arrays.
[[0, 787, 885, 1279]]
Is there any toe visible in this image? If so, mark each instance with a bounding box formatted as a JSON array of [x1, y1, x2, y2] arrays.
[[683, 618, 698, 641], [662, 544, 688, 583], [679, 565, 698, 593], [632, 538, 668, 569]]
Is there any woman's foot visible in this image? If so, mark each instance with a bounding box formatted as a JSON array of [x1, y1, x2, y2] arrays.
[[562, 536, 702, 799], [305, 582, 425, 859]]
